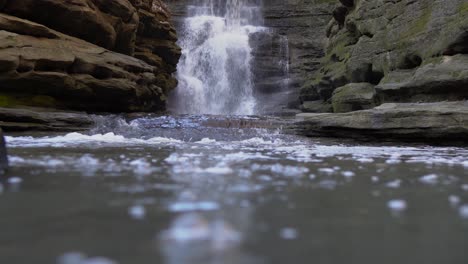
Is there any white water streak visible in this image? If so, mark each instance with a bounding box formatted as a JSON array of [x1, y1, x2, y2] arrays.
[[170, 0, 264, 115]]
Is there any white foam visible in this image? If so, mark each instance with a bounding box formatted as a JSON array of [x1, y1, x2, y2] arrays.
[[448, 195, 461, 207], [459, 205, 468, 219], [128, 205, 146, 220], [6, 132, 181, 147], [195, 138, 217, 144], [203, 167, 233, 174], [7, 177, 23, 184], [169, 201, 220, 212], [57, 252, 118, 264], [387, 199, 407, 212], [419, 174, 439, 185], [385, 179, 402, 189], [280, 227, 298, 240], [341, 171, 356, 178], [271, 164, 309, 177]]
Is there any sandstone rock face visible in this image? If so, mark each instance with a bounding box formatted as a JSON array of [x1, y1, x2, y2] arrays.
[[0, 0, 181, 113], [301, 0, 468, 112]]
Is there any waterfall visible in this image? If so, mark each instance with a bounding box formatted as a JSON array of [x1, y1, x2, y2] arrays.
[[169, 0, 265, 115]]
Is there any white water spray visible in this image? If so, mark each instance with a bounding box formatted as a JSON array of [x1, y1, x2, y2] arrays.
[[170, 0, 265, 115]]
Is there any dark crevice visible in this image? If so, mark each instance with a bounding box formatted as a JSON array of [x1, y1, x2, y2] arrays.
[[369, 70, 384, 85], [443, 31, 468, 55], [399, 54, 422, 70]]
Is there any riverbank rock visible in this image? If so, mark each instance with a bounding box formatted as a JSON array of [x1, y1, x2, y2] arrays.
[[331, 83, 376, 113], [301, 0, 468, 111], [295, 101, 468, 142], [0, 107, 94, 132], [0, 0, 180, 117]]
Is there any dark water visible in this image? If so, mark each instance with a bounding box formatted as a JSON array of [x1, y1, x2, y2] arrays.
[[1, 115, 467, 264]]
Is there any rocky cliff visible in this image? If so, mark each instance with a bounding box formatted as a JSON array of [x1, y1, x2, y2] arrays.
[[0, 0, 181, 113], [297, 0, 468, 141], [300, 0, 468, 112]]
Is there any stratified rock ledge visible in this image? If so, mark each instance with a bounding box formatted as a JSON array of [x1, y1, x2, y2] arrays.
[[295, 101, 468, 142], [0, 107, 94, 132]]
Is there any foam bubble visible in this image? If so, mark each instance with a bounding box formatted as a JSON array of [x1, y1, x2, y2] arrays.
[[387, 199, 407, 212], [280, 227, 298, 240], [128, 205, 146, 220], [459, 205, 468, 219], [419, 174, 438, 185], [169, 201, 220, 212]]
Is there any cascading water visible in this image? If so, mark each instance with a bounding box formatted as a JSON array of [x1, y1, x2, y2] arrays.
[[169, 0, 265, 115]]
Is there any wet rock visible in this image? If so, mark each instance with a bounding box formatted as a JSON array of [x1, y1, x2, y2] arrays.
[[300, 100, 333, 113], [376, 55, 468, 103], [0, 107, 94, 132], [331, 83, 376, 113], [295, 101, 468, 142], [0, 0, 180, 113]]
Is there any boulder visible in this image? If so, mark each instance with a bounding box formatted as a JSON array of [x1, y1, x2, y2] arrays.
[[331, 83, 376, 113]]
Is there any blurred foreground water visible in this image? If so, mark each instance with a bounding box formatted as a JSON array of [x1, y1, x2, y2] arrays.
[[1, 115, 468, 264]]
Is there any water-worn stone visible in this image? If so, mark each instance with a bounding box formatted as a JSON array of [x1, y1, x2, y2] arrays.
[[302, 0, 468, 111], [0, 0, 180, 115], [295, 101, 468, 142]]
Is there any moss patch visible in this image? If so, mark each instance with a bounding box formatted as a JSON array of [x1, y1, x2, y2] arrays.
[[0, 94, 58, 108]]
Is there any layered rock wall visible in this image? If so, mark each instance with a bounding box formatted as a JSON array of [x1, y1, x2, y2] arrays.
[[301, 0, 468, 113], [0, 0, 181, 112]]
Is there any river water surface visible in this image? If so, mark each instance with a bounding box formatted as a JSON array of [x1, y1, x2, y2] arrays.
[[1, 115, 468, 264]]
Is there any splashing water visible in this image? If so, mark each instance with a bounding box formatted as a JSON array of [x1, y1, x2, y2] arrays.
[[169, 0, 265, 115]]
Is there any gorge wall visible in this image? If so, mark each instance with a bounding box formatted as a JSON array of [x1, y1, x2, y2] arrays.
[[297, 0, 468, 141], [0, 0, 181, 113], [300, 0, 468, 113]]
